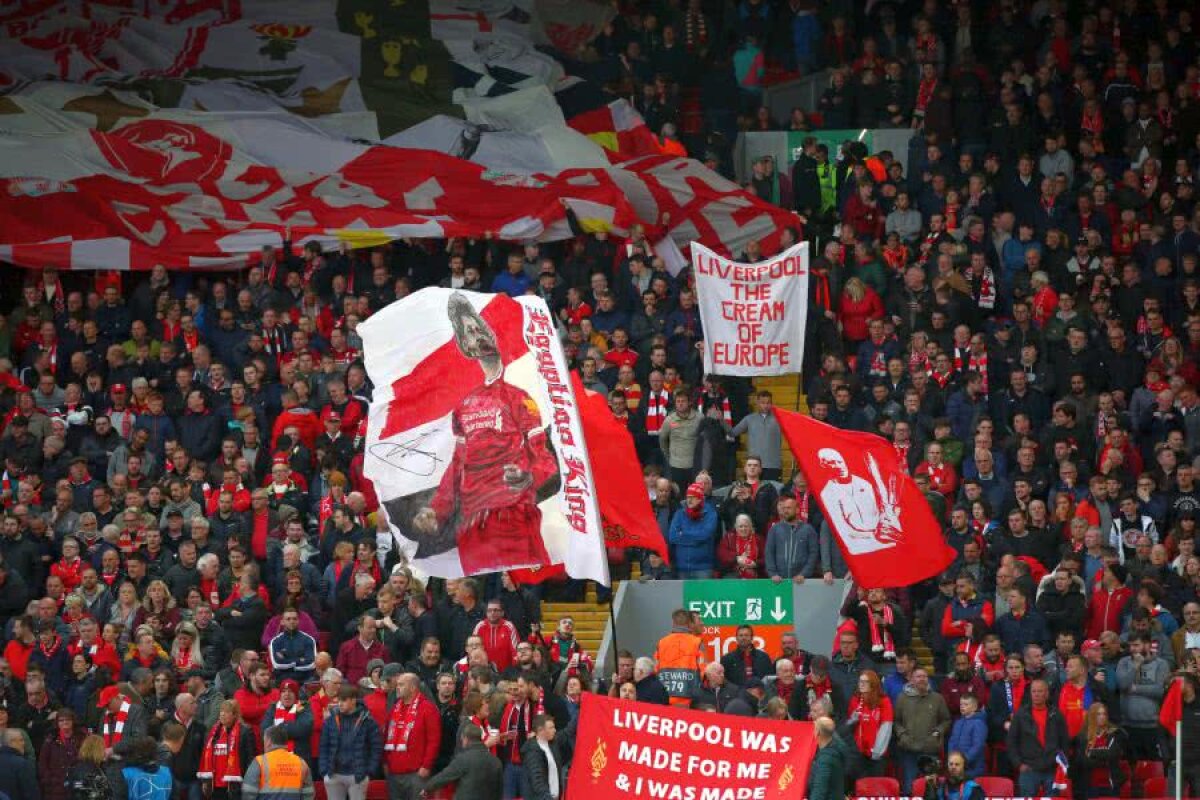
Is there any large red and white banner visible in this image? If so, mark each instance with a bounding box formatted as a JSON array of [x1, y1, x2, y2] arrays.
[[692, 241, 809, 377], [775, 409, 957, 589], [570, 694, 815, 800], [360, 288, 608, 583]]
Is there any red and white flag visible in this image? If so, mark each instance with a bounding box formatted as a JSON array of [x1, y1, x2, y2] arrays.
[[775, 409, 956, 588], [360, 288, 608, 583], [571, 372, 669, 562]]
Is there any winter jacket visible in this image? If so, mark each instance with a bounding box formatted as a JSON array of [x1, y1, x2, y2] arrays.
[[1115, 655, 1169, 727], [667, 504, 719, 574], [658, 410, 702, 469], [0, 745, 38, 800], [318, 703, 382, 781], [37, 730, 85, 800], [764, 520, 819, 579], [994, 609, 1051, 655], [719, 647, 774, 686], [179, 409, 221, 462], [215, 593, 269, 653], [1007, 704, 1069, 772], [1036, 583, 1087, 640], [947, 714, 987, 777], [520, 738, 563, 800], [894, 686, 952, 755], [807, 740, 847, 800], [423, 742, 503, 800], [269, 628, 319, 684]]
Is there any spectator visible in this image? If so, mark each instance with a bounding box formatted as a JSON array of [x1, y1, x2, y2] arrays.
[[318, 686, 382, 800], [719, 625, 772, 686], [764, 496, 819, 582], [893, 667, 951, 792], [846, 669, 892, 777], [667, 483, 718, 579], [947, 695, 987, 778]]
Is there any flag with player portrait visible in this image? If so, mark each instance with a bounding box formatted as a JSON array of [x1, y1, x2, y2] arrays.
[[776, 408, 956, 588], [359, 288, 608, 583]]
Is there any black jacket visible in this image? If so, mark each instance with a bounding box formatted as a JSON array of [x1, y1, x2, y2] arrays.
[[214, 593, 268, 653], [425, 742, 503, 800], [1036, 583, 1087, 640], [689, 680, 743, 712], [635, 674, 670, 705], [519, 738, 564, 800], [169, 717, 209, 785], [1007, 704, 1069, 772], [720, 647, 774, 685]]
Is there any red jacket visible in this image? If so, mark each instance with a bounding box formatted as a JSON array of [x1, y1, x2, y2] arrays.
[[272, 407, 323, 450], [1086, 585, 1133, 639], [335, 637, 388, 684], [843, 195, 886, 241], [837, 288, 885, 342], [384, 694, 442, 775], [233, 686, 280, 739], [472, 619, 520, 672]]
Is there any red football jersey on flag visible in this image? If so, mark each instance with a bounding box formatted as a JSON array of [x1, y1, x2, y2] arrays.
[[775, 408, 956, 588]]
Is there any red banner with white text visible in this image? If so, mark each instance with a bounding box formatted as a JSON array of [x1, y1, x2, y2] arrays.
[[570, 694, 815, 800]]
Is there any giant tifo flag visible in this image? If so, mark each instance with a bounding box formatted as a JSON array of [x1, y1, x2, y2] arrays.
[[570, 694, 814, 799], [693, 241, 809, 376], [775, 409, 957, 588], [359, 288, 608, 583], [0, 0, 799, 270]]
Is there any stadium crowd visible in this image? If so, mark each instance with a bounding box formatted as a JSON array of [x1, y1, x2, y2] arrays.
[[1, 0, 1200, 799]]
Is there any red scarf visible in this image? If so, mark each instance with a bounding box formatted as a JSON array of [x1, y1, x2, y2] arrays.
[[805, 673, 832, 705], [862, 602, 896, 659], [643, 390, 669, 434], [470, 713, 495, 754], [199, 724, 243, 788], [729, 533, 760, 579], [103, 698, 131, 748], [273, 703, 299, 752], [500, 692, 544, 765], [915, 77, 938, 115], [968, 352, 989, 395], [385, 693, 428, 753]]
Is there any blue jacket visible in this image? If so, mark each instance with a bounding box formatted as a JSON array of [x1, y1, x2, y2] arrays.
[[491, 271, 531, 297], [945, 390, 987, 442], [667, 503, 719, 574], [269, 628, 319, 683], [994, 609, 1050, 655], [947, 714, 988, 777], [319, 703, 381, 781], [122, 763, 172, 800]]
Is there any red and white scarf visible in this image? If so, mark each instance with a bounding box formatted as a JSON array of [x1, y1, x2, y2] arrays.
[[968, 352, 989, 395], [384, 693, 427, 753], [862, 602, 896, 660], [103, 698, 131, 748], [500, 692, 544, 765], [643, 390, 670, 434], [199, 724, 244, 787], [272, 703, 300, 752]]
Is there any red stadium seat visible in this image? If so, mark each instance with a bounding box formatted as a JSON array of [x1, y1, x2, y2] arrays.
[[367, 781, 390, 799], [911, 777, 927, 797], [1143, 776, 1168, 797], [976, 776, 1015, 797], [1135, 761, 1166, 784], [855, 777, 900, 797]]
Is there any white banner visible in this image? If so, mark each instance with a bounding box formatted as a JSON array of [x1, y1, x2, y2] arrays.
[[692, 241, 809, 377], [360, 288, 608, 583]]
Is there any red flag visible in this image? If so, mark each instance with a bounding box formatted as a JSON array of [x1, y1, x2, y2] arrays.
[[572, 372, 670, 562], [774, 408, 956, 588], [1161, 676, 1183, 732]]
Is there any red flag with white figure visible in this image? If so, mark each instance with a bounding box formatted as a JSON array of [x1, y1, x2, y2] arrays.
[[774, 408, 956, 588]]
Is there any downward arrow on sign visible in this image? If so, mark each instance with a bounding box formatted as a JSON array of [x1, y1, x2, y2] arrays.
[[770, 596, 786, 622]]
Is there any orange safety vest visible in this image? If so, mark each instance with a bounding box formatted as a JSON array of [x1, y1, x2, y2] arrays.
[[250, 747, 309, 800], [654, 631, 706, 707]]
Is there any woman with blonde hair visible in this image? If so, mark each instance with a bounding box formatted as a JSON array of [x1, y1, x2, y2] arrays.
[[169, 621, 204, 676], [133, 579, 180, 643], [322, 540, 356, 608], [837, 276, 885, 351], [847, 669, 893, 776], [65, 733, 111, 800], [199, 700, 255, 800]]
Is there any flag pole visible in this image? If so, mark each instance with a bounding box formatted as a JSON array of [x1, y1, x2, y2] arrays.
[[1178, 719, 1183, 800]]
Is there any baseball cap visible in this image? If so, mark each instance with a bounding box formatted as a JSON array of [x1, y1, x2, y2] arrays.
[[326, 411, 342, 422], [1081, 639, 1101, 653], [111, 384, 127, 394], [279, 679, 301, 695], [273, 454, 289, 466], [382, 663, 404, 680]]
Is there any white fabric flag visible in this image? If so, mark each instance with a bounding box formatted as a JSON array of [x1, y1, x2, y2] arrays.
[[692, 241, 810, 377], [360, 288, 608, 583]]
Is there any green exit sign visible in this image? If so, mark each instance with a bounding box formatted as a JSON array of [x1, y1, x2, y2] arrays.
[[684, 580, 793, 626]]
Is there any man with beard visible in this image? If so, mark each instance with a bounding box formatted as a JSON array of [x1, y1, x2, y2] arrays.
[[412, 293, 558, 574]]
